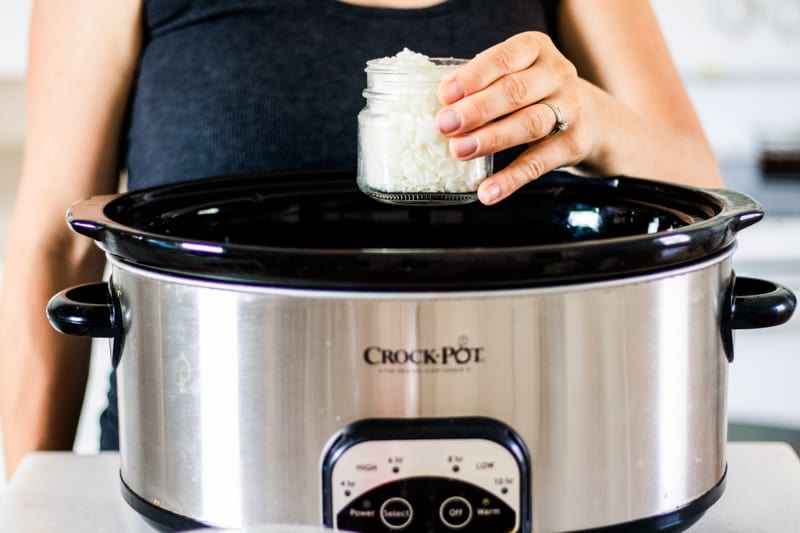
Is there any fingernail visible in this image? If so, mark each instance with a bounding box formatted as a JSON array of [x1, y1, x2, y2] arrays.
[[451, 136, 478, 158], [439, 79, 465, 104], [480, 183, 501, 204], [437, 109, 462, 134]]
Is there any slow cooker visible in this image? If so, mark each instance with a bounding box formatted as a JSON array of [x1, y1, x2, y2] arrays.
[[47, 170, 796, 533]]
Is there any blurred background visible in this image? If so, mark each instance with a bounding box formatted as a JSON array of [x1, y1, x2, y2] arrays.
[[1, 0, 799, 485]]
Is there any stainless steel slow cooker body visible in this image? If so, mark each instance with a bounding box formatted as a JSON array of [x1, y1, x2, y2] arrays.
[[47, 171, 796, 533], [111, 253, 731, 532]]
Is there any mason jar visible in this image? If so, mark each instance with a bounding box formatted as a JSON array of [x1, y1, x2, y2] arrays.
[[357, 55, 493, 205]]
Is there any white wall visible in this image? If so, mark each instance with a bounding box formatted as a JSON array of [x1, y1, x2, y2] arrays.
[[0, 0, 32, 79], [653, 0, 800, 76], [652, 0, 800, 163]]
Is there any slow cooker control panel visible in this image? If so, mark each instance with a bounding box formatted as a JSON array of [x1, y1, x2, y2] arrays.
[[322, 418, 531, 533]]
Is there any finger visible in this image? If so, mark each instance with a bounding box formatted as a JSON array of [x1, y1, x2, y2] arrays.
[[477, 137, 578, 205], [436, 65, 559, 135], [448, 101, 567, 159], [437, 32, 548, 105]]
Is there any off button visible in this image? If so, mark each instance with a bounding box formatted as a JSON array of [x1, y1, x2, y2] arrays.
[[380, 497, 413, 530], [440, 496, 473, 529]]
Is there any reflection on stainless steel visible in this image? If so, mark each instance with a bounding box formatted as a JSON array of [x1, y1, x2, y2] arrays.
[[115, 251, 731, 531], [198, 290, 242, 523], [656, 277, 691, 495]]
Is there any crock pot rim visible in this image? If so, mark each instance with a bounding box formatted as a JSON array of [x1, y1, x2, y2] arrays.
[[66, 170, 763, 290]]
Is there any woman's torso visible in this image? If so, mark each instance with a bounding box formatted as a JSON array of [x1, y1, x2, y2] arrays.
[[123, 0, 556, 190], [102, 0, 556, 450]]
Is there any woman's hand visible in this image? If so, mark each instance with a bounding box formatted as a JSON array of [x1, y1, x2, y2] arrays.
[[436, 2, 726, 205], [436, 31, 588, 205]]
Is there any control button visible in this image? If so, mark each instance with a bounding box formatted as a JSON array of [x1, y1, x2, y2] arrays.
[[439, 496, 473, 529], [380, 497, 413, 530]]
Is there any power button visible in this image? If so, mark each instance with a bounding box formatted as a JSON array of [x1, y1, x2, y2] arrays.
[[439, 496, 473, 529], [380, 497, 414, 530]]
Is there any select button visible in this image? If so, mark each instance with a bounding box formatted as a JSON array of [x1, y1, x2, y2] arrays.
[[440, 496, 473, 529], [380, 497, 413, 530]]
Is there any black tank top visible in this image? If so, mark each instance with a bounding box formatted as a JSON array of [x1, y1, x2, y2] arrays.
[[123, 0, 557, 190], [103, 0, 558, 450]]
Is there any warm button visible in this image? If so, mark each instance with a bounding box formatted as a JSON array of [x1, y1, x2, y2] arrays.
[[440, 496, 473, 529], [380, 497, 413, 530]]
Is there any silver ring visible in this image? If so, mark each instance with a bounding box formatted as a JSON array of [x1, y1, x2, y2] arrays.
[[543, 102, 569, 135]]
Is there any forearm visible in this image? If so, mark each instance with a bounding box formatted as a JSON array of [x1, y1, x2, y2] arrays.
[[0, 0, 142, 479], [557, 0, 722, 188], [577, 78, 723, 188], [0, 228, 106, 478]]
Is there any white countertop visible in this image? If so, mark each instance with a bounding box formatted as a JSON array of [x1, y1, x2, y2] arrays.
[[0, 443, 798, 532]]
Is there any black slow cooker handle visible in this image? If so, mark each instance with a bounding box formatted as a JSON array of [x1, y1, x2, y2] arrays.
[[47, 282, 125, 369], [47, 282, 118, 337], [722, 276, 797, 362], [731, 277, 796, 329]]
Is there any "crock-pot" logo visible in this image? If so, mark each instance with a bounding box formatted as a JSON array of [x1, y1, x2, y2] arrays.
[[364, 335, 484, 368]]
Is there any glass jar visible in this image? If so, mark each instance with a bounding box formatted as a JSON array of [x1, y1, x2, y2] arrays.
[[356, 55, 493, 205]]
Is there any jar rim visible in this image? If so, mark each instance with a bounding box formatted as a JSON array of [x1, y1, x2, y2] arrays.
[[365, 56, 468, 72]]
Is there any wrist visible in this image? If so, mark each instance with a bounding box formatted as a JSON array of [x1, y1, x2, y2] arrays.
[[574, 79, 620, 176]]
